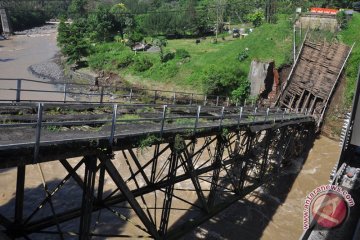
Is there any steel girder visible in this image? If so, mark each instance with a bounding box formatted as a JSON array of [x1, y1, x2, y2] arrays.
[[0, 121, 315, 239]]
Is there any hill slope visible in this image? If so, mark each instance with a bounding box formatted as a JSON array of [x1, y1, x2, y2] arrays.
[[88, 15, 294, 94]]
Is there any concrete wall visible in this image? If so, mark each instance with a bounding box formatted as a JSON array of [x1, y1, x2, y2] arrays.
[[0, 8, 12, 34], [248, 60, 269, 97], [299, 15, 338, 32]]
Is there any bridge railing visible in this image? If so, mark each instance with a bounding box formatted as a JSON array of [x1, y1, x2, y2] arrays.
[[0, 103, 313, 153], [0, 78, 237, 106]]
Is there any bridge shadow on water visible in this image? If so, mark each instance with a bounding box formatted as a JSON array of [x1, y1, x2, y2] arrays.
[[176, 136, 316, 240], [0, 176, 132, 240], [0, 131, 316, 239], [0, 58, 15, 62]]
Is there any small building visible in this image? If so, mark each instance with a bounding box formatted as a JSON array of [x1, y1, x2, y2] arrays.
[[132, 43, 150, 52]]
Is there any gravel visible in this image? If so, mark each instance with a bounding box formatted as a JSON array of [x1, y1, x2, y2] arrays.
[[18, 24, 66, 83], [14, 24, 57, 35], [28, 59, 65, 83]]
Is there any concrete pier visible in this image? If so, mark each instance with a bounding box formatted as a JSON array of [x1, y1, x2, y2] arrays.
[[0, 8, 12, 35]]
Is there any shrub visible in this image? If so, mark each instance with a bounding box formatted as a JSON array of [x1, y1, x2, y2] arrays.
[[127, 31, 145, 46], [133, 55, 153, 72], [202, 66, 247, 96], [238, 50, 249, 62], [247, 10, 264, 27], [231, 77, 250, 103], [88, 43, 133, 70], [152, 37, 168, 47], [160, 51, 175, 63], [176, 49, 191, 59], [336, 11, 348, 30], [115, 52, 134, 68]]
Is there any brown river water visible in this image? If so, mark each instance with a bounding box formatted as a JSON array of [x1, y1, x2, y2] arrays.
[[0, 27, 64, 101], [0, 29, 341, 239]]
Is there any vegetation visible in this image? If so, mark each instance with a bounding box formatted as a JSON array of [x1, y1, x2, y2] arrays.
[[337, 12, 360, 106], [138, 134, 161, 151], [60, 12, 293, 100], [52, 0, 360, 102]]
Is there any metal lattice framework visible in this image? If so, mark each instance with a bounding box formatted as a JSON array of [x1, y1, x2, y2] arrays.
[[0, 113, 315, 239]]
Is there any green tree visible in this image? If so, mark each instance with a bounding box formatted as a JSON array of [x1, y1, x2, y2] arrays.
[[58, 19, 90, 65], [202, 66, 248, 97], [57, 18, 68, 47], [247, 9, 264, 27], [87, 6, 115, 42], [68, 0, 88, 19], [110, 3, 131, 39], [232, 77, 250, 103]]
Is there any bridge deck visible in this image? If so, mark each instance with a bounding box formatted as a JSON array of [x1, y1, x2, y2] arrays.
[[278, 39, 352, 127], [0, 103, 313, 168], [0, 102, 316, 239]]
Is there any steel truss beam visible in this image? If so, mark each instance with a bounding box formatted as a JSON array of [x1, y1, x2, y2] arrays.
[[0, 121, 315, 239]]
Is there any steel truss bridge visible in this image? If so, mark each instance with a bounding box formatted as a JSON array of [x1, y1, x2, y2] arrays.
[[0, 100, 316, 239]]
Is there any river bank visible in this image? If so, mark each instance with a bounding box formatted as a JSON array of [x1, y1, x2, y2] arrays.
[[0, 24, 65, 101]]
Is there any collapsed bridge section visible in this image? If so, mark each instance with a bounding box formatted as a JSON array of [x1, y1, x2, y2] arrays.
[[277, 39, 353, 127]]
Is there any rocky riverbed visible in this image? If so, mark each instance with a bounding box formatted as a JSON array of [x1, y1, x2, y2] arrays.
[[28, 54, 65, 83]]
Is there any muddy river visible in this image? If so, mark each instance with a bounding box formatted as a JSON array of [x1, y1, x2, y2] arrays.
[[183, 136, 340, 240], [0, 28, 341, 239], [0, 26, 63, 101]]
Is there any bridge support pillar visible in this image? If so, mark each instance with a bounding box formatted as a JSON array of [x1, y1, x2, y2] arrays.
[[207, 135, 226, 208], [79, 155, 97, 240], [14, 165, 25, 225], [0, 8, 12, 35]]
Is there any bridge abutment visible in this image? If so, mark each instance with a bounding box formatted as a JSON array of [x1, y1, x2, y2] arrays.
[[0, 8, 12, 35]]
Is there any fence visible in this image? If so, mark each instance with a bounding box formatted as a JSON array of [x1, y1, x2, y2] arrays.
[[0, 78, 237, 106], [0, 102, 313, 157]]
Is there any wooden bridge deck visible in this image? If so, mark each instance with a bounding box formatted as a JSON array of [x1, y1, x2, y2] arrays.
[[278, 39, 352, 127]]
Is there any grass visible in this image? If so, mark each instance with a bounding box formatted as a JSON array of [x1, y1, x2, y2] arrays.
[[117, 114, 141, 121], [128, 15, 293, 92], [85, 13, 360, 103], [337, 12, 360, 106], [87, 15, 294, 94]]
